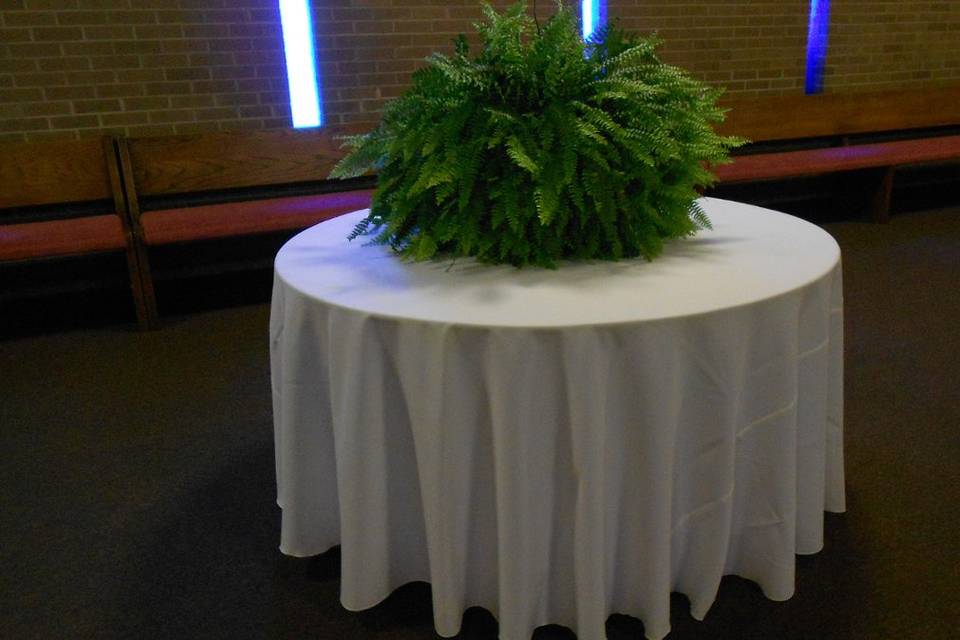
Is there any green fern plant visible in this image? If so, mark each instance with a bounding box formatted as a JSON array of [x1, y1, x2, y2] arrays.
[[330, 1, 744, 267]]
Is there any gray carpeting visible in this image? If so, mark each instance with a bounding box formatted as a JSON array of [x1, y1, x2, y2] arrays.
[[1, 207, 958, 639]]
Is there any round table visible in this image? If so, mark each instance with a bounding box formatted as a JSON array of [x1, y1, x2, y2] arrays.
[[270, 198, 845, 640]]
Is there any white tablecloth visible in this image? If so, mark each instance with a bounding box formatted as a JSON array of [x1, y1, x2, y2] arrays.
[[270, 198, 845, 640]]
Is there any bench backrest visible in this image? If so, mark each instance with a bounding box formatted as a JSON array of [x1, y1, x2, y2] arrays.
[[718, 85, 960, 142], [0, 138, 121, 210], [120, 125, 367, 198]]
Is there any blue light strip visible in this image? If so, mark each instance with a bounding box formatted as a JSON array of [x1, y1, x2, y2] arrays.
[[581, 0, 606, 41], [804, 0, 830, 94], [279, 0, 322, 128]]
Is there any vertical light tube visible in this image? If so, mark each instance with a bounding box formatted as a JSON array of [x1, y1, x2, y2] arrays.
[[582, 0, 604, 41], [279, 0, 323, 128], [804, 0, 830, 94]]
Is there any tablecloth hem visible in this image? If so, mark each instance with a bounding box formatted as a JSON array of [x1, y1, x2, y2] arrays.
[[309, 538, 836, 640], [279, 542, 340, 559]]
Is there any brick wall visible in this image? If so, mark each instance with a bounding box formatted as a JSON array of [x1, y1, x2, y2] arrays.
[[826, 0, 960, 91], [2, 0, 960, 142], [610, 1, 811, 96], [314, 0, 542, 130], [1, 0, 290, 143]]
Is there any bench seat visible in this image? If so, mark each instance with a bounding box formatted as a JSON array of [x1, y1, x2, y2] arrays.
[[715, 134, 960, 183], [0, 214, 127, 261], [1, 136, 152, 327], [140, 189, 375, 245]]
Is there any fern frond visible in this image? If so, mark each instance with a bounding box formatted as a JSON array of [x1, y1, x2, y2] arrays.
[[505, 136, 539, 174], [326, 1, 746, 267]]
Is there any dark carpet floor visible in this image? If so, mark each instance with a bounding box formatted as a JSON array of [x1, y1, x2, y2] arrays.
[[1, 207, 958, 639]]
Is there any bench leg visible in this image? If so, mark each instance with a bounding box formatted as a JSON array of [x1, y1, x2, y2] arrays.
[[124, 245, 149, 330], [869, 166, 895, 224], [838, 167, 895, 223], [124, 239, 158, 330], [136, 246, 159, 330]]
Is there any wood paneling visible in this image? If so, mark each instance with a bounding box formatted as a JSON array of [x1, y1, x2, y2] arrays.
[[126, 125, 367, 196], [718, 85, 960, 142], [0, 138, 112, 208]]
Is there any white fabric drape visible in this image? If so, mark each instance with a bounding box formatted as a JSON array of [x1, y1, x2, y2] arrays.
[[270, 199, 845, 640]]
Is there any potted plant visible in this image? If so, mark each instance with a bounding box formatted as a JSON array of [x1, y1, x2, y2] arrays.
[[330, 1, 743, 268]]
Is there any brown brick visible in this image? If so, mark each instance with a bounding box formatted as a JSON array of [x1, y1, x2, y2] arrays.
[[1, 58, 39, 73], [65, 70, 115, 84], [249, 37, 282, 52], [0, 103, 24, 119], [248, 8, 277, 23], [154, 10, 192, 24], [37, 57, 90, 71], [202, 9, 247, 24], [83, 25, 135, 40], [50, 114, 99, 128], [55, 11, 108, 25], [254, 65, 284, 78], [100, 111, 150, 126], [208, 67, 254, 82], [219, 119, 266, 132], [236, 78, 272, 93], [124, 96, 170, 111], [188, 53, 234, 66], [208, 39, 252, 53], [33, 26, 83, 40], [192, 80, 236, 93], [26, 130, 82, 142], [8, 42, 62, 57], [134, 24, 182, 39], [3, 12, 56, 26], [234, 50, 283, 66], [214, 92, 258, 107], [26, 101, 74, 116], [164, 67, 210, 81], [90, 55, 141, 70], [259, 118, 289, 129], [95, 126, 127, 137], [107, 11, 157, 25], [144, 81, 192, 95], [61, 41, 114, 56], [257, 91, 287, 105], [14, 71, 67, 87], [149, 109, 194, 124], [115, 69, 164, 83], [127, 124, 177, 137], [113, 40, 163, 54], [237, 105, 272, 118], [139, 54, 189, 68], [229, 23, 278, 38], [174, 122, 218, 134], [76, 0, 119, 8], [96, 83, 144, 98], [169, 94, 215, 108], [194, 107, 238, 121], [43, 86, 94, 100], [181, 24, 230, 39], [160, 39, 208, 53], [0, 27, 32, 42], [0, 117, 49, 132], [73, 98, 121, 113]]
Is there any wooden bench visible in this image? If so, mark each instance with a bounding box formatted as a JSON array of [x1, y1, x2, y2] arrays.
[[714, 85, 960, 222], [115, 127, 374, 328], [0, 137, 151, 327]]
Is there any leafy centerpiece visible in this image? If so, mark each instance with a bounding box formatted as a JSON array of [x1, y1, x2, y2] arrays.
[[330, 1, 743, 267]]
